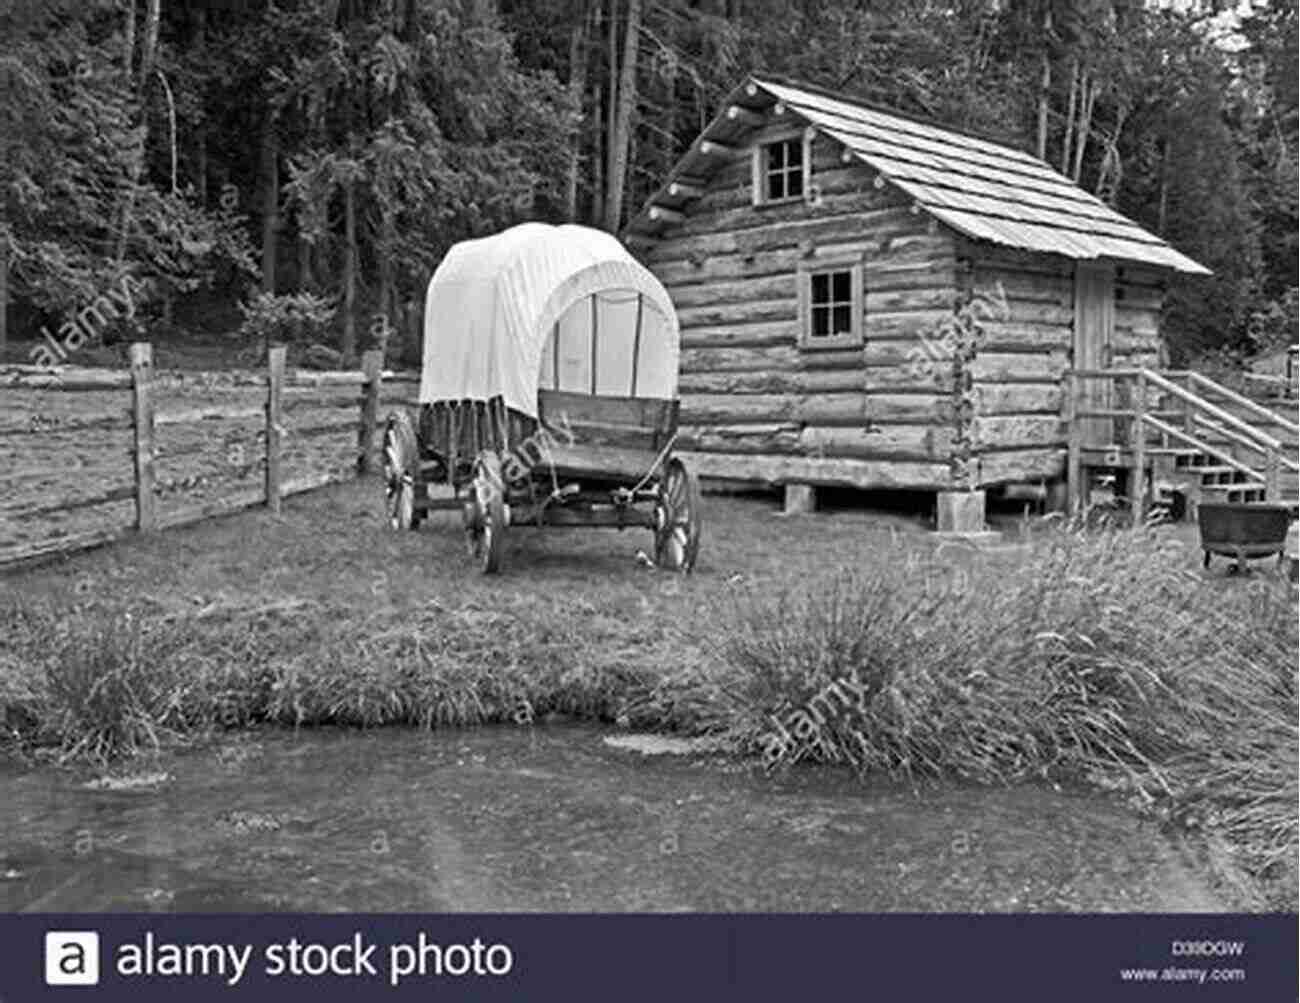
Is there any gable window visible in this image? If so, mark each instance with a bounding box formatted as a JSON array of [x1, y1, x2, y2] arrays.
[[752, 131, 812, 205], [764, 138, 802, 200], [798, 259, 863, 349]]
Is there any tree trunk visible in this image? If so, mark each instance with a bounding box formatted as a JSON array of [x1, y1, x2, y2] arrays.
[[113, 0, 161, 267], [195, 10, 207, 204], [0, 244, 8, 356], [604, 0, 618, 228], [378, 206, 396, 351], [1072, 76, 1095, 184], [1157, 137, 1169, 234], [342, 175, 358, 365], [122, 0, 137, 78], [660, 45, 677, 178], [259, 113, 279, 295], [1060, 58, 1078, 175], [591, 82, 604, 223], [298, 233, 313, 293], [1094, 104, 1126, 204], [1036, 6, 1052, 161], [564, 5, 591, 222], [603, 0, 640, 232], [156, 70, 177, 194], [137, 0, 161, 101]]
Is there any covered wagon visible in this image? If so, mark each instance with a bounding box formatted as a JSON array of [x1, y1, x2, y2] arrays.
[[381, 223, 701, 574]]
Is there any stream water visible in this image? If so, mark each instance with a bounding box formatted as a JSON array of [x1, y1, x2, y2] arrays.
[[0, 725, 1221, 912]]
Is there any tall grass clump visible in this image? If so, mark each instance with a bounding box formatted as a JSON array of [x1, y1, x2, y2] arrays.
[[2, 603, 198, 762], [0, 591, 693, 761], [721, 522, 1298, 905]]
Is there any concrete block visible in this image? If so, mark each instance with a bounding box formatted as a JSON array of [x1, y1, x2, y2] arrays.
[[782, 483, 816, 516], [936, 489, 987, 534], [1044, 479, 1069, 514]]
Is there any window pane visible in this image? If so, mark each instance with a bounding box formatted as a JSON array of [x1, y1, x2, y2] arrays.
[[768, 172, 785, 200], [786, 168, 803, 198], [768, 142, 785, 170], [786, 139, 802, 167], [832, 271, 851, 302], [811, 273, 828, 304], [812, 306, 829, 338], [832, 305, 852, 335]]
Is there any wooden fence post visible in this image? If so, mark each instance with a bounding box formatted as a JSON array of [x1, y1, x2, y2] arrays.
[[266, 344, 286, 513], [1131, 371, 1147, 523], [129, 342, 156, 531], [1064, 370, 1081, 515], [1265, 445, 1279, 502], [358, 349, 382, 474]]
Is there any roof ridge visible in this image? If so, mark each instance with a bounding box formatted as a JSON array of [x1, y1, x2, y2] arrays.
[[748, 71, 1037, 162]]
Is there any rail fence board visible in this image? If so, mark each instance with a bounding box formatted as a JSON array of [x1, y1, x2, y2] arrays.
[[0, 348, 419, 567]]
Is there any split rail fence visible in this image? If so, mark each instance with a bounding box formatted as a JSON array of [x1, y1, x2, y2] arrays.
[[1, 344, 418, 567]]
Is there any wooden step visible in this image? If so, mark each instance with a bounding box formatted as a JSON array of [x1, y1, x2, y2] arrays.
[[1198, 483, 1268, 504], [1193, 465, 1252, 484]]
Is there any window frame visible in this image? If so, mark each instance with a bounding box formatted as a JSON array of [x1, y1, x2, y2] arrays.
[[751, 129, 814, 207], [797, 257, 864, 350]]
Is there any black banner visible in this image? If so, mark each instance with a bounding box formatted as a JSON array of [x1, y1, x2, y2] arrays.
[[4, 913, 1295, 1001]]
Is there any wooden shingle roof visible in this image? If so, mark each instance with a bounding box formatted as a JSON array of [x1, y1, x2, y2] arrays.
[[629, 75, 1210, 276]]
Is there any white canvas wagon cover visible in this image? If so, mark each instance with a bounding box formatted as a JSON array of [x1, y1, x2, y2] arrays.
[[419, 222, 680, 418]]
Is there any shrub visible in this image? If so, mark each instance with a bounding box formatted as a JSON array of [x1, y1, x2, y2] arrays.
[[236, 291, 336, 347]]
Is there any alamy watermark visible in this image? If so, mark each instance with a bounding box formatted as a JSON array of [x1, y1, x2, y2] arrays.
[[484, 411, 577, 491], [759, 675, 872, 766], [27, 274, 145, 368], [904, 281, 1010, 381]]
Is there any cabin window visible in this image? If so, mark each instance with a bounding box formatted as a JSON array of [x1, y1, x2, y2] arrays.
[[764, 139, 802, 200], [798, 260, 863, 349], [753, 134, 810, 204]]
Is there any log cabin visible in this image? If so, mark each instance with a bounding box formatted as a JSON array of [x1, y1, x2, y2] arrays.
[[624, 75, 1210, 529]]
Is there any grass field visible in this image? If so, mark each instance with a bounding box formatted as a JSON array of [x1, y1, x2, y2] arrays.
[[1, 478, 1296, 908]]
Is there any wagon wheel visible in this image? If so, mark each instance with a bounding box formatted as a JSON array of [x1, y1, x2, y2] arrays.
[[381, 410, 424, 530], [654, 457, 701, 572], [464, 451, 506, 574]]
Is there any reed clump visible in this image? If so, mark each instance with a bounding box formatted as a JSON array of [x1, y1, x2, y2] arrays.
[[720, 523, 1298, 906]]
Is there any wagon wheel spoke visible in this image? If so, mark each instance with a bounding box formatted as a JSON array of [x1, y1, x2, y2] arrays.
[[465, 451, 506, 574], [653, 457, 701, 573], [381, 411, 423, 531]]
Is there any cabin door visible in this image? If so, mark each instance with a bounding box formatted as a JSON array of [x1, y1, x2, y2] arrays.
[[1073, 262, 1115, 446]]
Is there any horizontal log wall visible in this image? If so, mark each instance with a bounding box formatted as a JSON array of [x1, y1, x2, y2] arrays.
[[961, 247, 1170, 486], [963, 247, 1074, 486], [1112, 264, 1166, 369], [644, 117, 958, 490]]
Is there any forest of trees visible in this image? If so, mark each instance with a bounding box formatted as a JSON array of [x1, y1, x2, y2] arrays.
[[1, 0, 1295, 367]]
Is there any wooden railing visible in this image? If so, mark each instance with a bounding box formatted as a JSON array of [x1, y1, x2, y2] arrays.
[[1170, 369, 1300, 439], [1, 344, 419, 567], [1064, 366, 1299, 517]]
